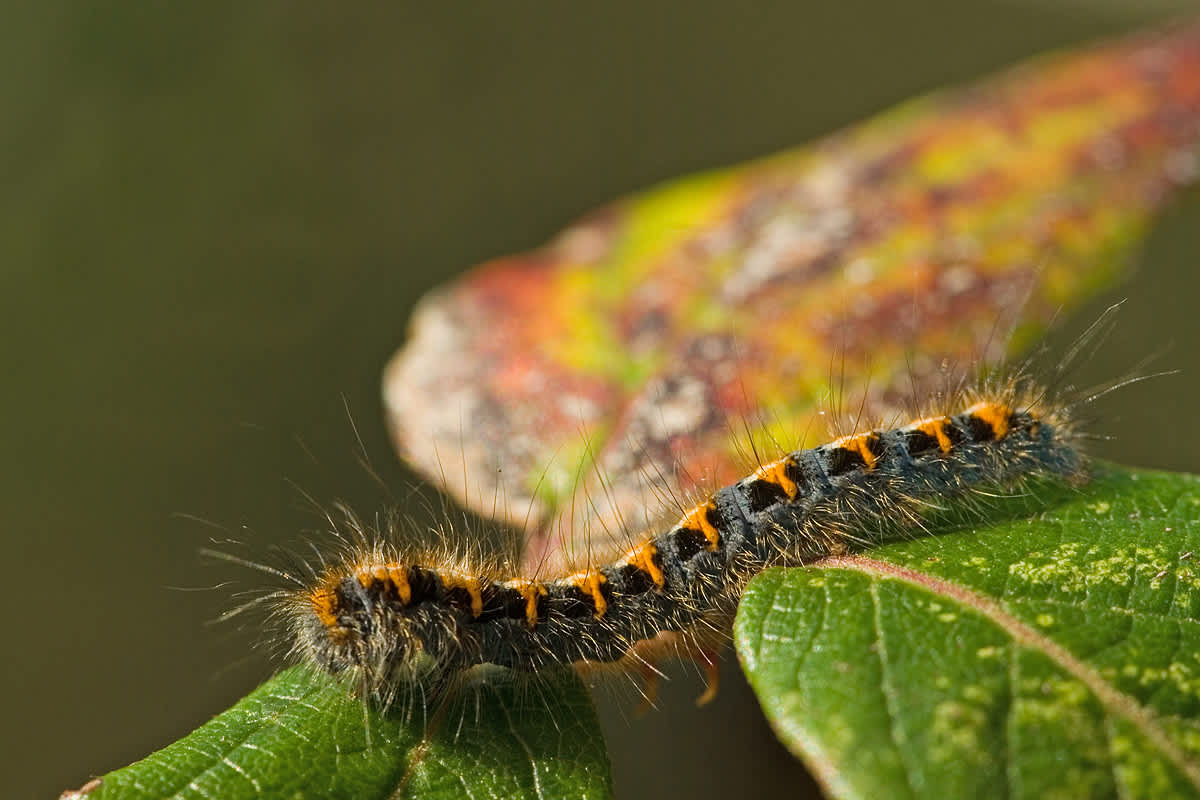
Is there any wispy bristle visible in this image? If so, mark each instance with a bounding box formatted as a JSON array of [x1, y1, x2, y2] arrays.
[[205, 308, 1151, 730]]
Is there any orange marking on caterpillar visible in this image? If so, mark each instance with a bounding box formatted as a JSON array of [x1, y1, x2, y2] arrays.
[[831, 432, 880, 470], [568, 571, 608, 618], [386, 565, 412, 605], [967, 401, 1013, 439], [627, 541, 665, 588], [310, 585, 339, 628], [439, 570, 484, 618], [752, 457, 799, 498], [680, 500, 722, 551], [505, 578, 547, 628], [354, 564, 413, 606], [910, 416, 954, 453]]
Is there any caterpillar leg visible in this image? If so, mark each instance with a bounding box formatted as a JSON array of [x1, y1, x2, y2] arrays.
[[694, 651, 721, 707], [622, 629, 727, 709], [634, 662, 662, 716]]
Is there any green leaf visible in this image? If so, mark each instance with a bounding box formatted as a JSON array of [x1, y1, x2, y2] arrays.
[[88, 665, 612, 800], [735, 464, 1200, 800]]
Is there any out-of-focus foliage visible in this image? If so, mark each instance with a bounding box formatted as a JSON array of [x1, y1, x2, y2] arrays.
[[385, 24, 1200, 571]]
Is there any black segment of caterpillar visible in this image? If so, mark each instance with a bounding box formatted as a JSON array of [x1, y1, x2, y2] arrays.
[[283, 381, 1084, 702]]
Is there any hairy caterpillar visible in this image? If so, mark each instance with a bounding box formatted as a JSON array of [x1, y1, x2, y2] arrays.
[[249, 351, 1102, 707]]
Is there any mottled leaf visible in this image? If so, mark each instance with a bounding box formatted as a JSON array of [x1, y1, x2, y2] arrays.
[[735, 465, 1200, 799], [384, 24, 1200, 572]]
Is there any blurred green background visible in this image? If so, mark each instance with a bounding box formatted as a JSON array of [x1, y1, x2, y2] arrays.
[[5, 3, 1198, 799]]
